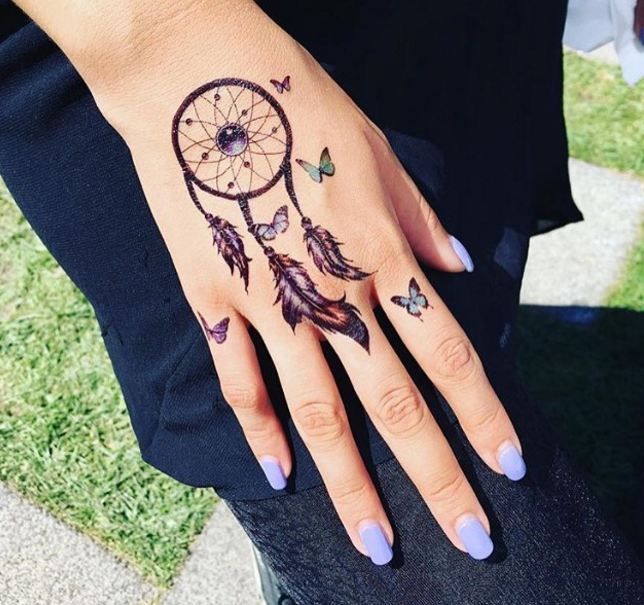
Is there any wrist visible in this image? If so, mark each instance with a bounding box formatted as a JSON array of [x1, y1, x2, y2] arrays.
[[78, 9, 311, 138], [70, 0, 256, 88]]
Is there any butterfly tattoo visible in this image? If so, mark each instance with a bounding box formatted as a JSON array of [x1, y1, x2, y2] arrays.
[[296, 147, 335, 183], [249, 205, 289, 241], [390, 278, 433, 319], [198, 312, 230, 344], [270, 75, 291, 94]]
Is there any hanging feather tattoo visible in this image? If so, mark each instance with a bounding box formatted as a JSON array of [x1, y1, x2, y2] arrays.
[[266, 247, 370, 351], [205, 213, 251, 291], [302, 218, 371, 281]]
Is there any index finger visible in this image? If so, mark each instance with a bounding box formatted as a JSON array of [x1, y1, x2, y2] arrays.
[[376, 263, 526, 481]]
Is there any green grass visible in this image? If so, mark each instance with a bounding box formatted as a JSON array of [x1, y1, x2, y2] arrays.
[[607, 225, 644, 311], [564, 52, 644, 177], [0, 186, 216, 586], [0, 52, 641, 586]]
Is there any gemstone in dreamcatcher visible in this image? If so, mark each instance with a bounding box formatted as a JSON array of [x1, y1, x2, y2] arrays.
[[171, 77, 371, 351]]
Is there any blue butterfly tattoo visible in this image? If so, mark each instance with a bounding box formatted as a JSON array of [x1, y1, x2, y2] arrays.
[[390, 278, 433, 319], [295, 147, 335, 183]]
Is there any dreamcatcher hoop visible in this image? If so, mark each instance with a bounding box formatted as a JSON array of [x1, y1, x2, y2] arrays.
[[171, 78, 292, 201]]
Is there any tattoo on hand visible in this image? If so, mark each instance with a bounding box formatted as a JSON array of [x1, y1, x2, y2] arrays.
[[249, 205, 289, 241], [172, 77, 371, 351], [390, 278, 433, 320], [270, 75, 290, 94], [198, 312, 230, 344], [296, 147, 335, 183]]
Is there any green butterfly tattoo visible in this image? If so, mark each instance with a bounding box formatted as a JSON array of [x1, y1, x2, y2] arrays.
[[296, 147, 335, 183]]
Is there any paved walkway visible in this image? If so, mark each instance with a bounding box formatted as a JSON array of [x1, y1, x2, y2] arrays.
[[0, 484, 158, 605], [522, 160, 644, 306], [0, 159, 642, 604], [162, 505, 260, 605]]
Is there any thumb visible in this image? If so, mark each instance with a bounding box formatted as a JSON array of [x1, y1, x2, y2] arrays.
[[394, 183, 474, 273], [367, 126, 474, 273]]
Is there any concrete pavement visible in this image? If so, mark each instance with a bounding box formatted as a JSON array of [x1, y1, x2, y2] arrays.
[[0, 484, 158, 605], [522, 159, 644, 306]]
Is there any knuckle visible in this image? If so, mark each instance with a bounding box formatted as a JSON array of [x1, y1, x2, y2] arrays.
[[241, 417, 277, 442], [292, 399, 347, 446], [465, 403, 504, 434], [375, 383, 427, 438], [432, 335, 478, 384], [221, 381, 261, 411], [373, 227, 408, 261], [329, 477, 372, 509], [182, 276, 219, 306], [374, 238, 414, 286], [424, 470, 466, 504], [373, 241, 409, 284]]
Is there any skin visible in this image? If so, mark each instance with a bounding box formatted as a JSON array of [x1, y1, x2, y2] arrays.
[[14, 0, 524, 561]]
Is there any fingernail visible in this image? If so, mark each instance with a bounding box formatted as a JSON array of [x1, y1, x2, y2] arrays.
[[449, 235, 475, 273], [258, 456, 287, 490], [497, 442, 527, 481], [359, 521, 393, 566], [456, 516, 494, 560]]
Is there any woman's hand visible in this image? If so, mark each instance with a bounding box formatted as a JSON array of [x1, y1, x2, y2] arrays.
[[19, 0, 526, 564]]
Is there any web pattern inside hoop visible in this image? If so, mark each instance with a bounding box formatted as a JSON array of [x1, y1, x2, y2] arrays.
[[174, 80, 289, 200]]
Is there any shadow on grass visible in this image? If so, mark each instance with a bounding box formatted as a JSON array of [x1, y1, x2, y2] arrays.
[[517, 304, 644, 557]]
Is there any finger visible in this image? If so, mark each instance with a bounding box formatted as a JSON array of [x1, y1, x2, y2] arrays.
[[365, 126, 474, 273], [327, 308, 494, 559], [196, 306, 292, 490], [376, 260, 526, 483], [258, 319, 394, 565]]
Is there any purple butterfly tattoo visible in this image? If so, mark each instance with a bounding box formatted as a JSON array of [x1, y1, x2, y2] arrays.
[[198, 312, 230, 344], [390, 278, 433, 319], [171, 77, 371, 351], [270, 75, 291, 94]]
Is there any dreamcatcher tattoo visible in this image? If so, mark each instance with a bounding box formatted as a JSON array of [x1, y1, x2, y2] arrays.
[[171, 78, 371, 351]]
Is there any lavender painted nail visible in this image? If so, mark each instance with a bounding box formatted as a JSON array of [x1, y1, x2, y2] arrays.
[[498, 443, 527, 481], [259, 456, 287, 490], [457, 516, 494, 560], [449, 235, 475, 273], [359, 522, 393, 566]]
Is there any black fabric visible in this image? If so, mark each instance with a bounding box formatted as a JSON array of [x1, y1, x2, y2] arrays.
[[228, 426, 644, 604], [0, 1, 581, 499], [259, 0, 583, 235]]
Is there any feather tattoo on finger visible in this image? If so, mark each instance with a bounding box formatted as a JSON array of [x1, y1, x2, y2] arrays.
[[172, 77, 371, 350]]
